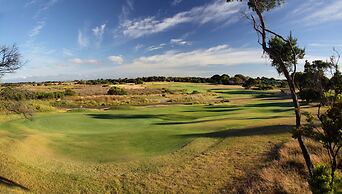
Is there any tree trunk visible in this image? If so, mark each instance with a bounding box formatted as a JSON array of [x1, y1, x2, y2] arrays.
[[282, 67, 314, 176]]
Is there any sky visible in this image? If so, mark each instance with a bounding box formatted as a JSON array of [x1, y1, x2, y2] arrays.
[[0, 0, 342, 82]]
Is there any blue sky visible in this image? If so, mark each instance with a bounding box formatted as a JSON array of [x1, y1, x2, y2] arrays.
[[0, 0, 341, 82]]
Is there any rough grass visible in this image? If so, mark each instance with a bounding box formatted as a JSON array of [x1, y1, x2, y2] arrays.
[[0, 83, 306, 193], [236, 139, 336, 194]]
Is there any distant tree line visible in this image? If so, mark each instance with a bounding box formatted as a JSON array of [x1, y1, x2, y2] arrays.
[[2, 74, 285, 89]]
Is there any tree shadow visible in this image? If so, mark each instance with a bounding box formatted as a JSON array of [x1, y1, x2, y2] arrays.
[[214, 90, 272, 96], [255, 93, 289, 99], [87, 113, 198, 121], [271, 108, 293, 113], [155, 115, 290, 125], [244, 101, 293, 108], [155, 117, 233, 125], [87, 114, 157, 120], [183, 107, 242, 113], [178, 125, 293, 138], [0, 176, 29, 191]]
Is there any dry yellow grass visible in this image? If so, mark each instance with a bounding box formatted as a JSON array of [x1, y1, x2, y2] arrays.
[[237, 139, 332, 194]]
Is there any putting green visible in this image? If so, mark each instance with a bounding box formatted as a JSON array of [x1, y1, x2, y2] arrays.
[[0, 98, 293, 163]]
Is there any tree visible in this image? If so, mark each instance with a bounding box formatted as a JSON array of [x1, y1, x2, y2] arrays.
[[221, 74, 230, 85], [297, 60, 332, 102], [0, 45, 22, 76], [0, 45, 31, 117], [226, 0, 314, 175], [243, 77, 257, 89], [211, 74, 222, 84], [0, 45, 30, 190], [300, 52, 342, 193]]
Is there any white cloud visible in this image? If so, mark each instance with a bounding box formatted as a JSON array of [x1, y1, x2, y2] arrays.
[[147, 43, 166, 51], [29, 21, 45, 37], [42, 0, 59, 11], [62, 48, 74, 57], [70, 58, 98, 65], [134, 44, 144, 51], [170, 38, 191, 46], [92, 24, 106, 46], [92, 24, 106, 39], [34, 0, 60, 18], [78, 30, 89, 48], [308, 43, 342, 48], [108, 55, 124, 64], [120, 0, 134, 22], [119, 0, 242, 38], [25, 0, 38, 7], [116, 45, 264, 73], [171, 0, 183, 6], [294, 0, 342, 25]]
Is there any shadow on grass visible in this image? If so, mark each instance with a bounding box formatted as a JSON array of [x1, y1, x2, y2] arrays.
[[0, 176, 29, 191], [87, 113, 198, 121], [244, 101, 293, 108], [178, 125, 293, 138], [183, 107, 242, 113], [213, 90, 272, 96], [155, 115, 291, 125], [87, 114, 157, 120]]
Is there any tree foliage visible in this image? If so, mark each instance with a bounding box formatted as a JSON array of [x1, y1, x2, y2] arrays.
[[227, 0, 284, 13], [268, 35, 305, 74], [296, 60, 332, 102], [0, 45, 22, 76]]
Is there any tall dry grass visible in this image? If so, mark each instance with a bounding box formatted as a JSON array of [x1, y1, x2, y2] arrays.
[[240, 139, 331, 194]]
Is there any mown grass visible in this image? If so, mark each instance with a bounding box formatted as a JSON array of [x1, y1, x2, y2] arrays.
[[0, 83, 298, 193]]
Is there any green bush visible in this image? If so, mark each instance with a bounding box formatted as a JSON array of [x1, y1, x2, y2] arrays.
[[309, 164, 334, 194], [191, 90, 200, 94], [299, 88, 321, 102], [256, 84, 274, 90], [107, 86, 127, 95], [135, 79, 144, 84], [64, 89, 76, 96]]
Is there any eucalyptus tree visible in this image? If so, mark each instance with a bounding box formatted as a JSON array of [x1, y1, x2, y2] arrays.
[[226, 0, 314, 175]]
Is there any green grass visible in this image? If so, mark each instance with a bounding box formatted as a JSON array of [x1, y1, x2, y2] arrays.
[[1, 101, 292, 163], [0, 83, 297, 193]]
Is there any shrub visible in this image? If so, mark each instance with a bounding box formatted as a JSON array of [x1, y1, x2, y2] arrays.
[[299, 88, 321, 102], [107, 86, 127, 95], [257, 84, 274, 90], [309, 164, 334, 194], [191, 90, 200, 94], [135, 79, 144, 84], [64, 89, 76, 96]]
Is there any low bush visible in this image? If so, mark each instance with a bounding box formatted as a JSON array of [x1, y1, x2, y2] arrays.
[[107, 87, 127, 95], [64, 89, 76, 96], [309, 164, 334, 194], [299, 88, 321, 102]]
